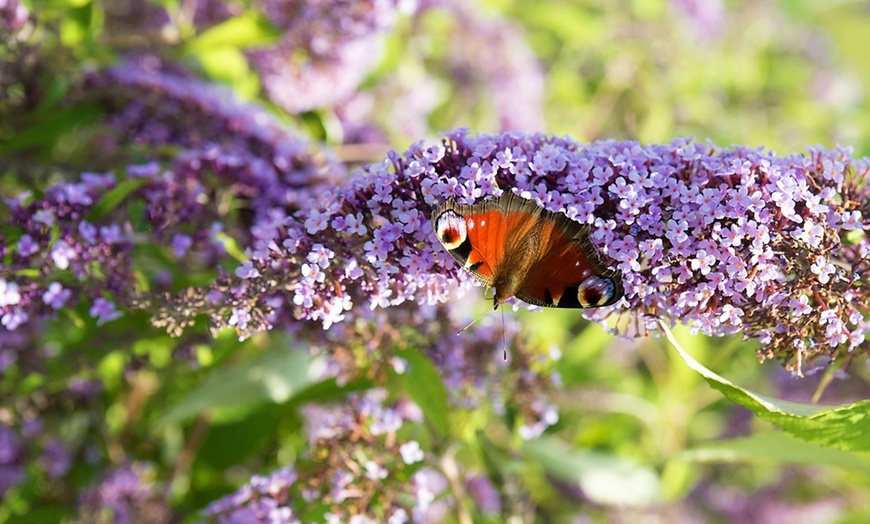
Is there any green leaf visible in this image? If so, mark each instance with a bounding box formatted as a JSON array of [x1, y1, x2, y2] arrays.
[[85, 177, 149, 221], [198, 406, 280, 468], [399, 348, 449, 438], [287, 375, 373, 406], [0, 103, 103, 154], [197, 47, 260, 97], [159, 347, 321, 425], [680, 431, 870, 472], [523, 436, 661, 506], [184, 12, 281, 53], [660, 321, 870, 451], [215, 232, 247, 262]]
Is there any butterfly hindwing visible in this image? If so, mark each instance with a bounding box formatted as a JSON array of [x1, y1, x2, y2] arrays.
[[515, 208, 622, 308]]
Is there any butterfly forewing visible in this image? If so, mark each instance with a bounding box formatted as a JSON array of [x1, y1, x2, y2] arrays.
[[432, 198, 508, 287]]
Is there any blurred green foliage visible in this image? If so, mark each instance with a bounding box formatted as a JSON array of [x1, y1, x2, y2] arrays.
[[4, 0, 870, 522]]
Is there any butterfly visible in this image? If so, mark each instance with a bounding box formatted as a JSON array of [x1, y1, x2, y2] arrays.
[[431, 191, 623, 310]]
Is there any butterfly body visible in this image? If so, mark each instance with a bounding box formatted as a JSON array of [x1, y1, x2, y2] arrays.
[[432, 192, 623, 309]]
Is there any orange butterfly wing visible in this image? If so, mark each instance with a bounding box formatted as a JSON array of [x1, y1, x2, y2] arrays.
[[432, 198, 512, 286], [514, 217, 622, 308], [432, 192, 622, 309]]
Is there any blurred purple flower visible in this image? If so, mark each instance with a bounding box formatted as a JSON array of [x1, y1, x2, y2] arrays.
[[77, 463, 170, 524], [40, 439, 71, 478], [1, 308, 28, 330], [89, 298, 123, 326], [17, 234, 37, 256], [0, 280, 21, 307], [42, 283, 72, 310], [0, 423, 24, 497], [433, 0, 545, 132], [467, 474, 502, 515], [171, 233, 193, 257], [0, 0, 28, 34], [249, 38, 385, 114], [671, 0, 725, 42]]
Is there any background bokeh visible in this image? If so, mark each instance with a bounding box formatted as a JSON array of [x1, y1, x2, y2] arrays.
[[3, 0, 870, 522]]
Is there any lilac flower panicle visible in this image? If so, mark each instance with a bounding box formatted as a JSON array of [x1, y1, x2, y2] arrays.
[[211, 129, 870, 373], [246, 0, 414, 113], [203, 389, 448, 521], [77, 463, 170, 524], [10, 128, 865, 376], [2, 57, 345, 337]]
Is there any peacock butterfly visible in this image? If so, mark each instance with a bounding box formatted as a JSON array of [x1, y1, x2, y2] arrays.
[[432, 191, 623, 309]]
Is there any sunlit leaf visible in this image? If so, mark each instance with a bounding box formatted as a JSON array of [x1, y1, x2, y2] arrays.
[[184, 12, 281, 52], [159, 347, 322, 425], [661, 321, 870, 451]]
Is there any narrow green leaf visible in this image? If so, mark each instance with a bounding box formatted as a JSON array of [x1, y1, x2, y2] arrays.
[[660, 321, 870, 451], [31, 77, 70, 119], [399, 348, 449, 438], [0, 103, 103, 154], [159, 347, 320, 425], [523, 436, 661, 506], [184, 12, 281, 52], [215, 232, 247, 262], [85, 177, 149, 221], [680, 431, 870, 472]]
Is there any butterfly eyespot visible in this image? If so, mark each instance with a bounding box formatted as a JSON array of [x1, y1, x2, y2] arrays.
[[434, 210, 467, 250], [577, 276, 618, 307]]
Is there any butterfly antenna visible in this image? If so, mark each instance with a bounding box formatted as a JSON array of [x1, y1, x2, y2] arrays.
[[501, 307, 507, 361], [456, 308, 490, 336]]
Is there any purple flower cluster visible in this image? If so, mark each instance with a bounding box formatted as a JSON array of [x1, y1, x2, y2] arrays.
[[248, 0, 414, 113], [92, 57, 344, 216], [0, 419, 71, 498], [332, 0, 546, 145], [77, 463, 170, 524], [249, 38, 385, 115], [0, 422, 25, 497], [0, 0, 28, 34], [211, 129, 868, 372], [2, 60, 343, 335], [202, 389, 449, 523], [202, 466, 300, 523], [90, 57, 344, 174], [3, 172, 131, 330], [257, 0, 405, 51], [8, 127, 867, 373]]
